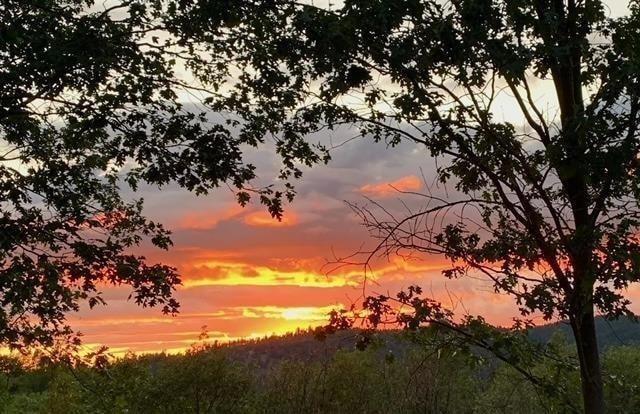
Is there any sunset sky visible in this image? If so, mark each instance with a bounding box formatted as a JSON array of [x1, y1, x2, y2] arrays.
[[68, 136, 513, 354], [65, 0, 637, 355], [69, 134, 640, 355]]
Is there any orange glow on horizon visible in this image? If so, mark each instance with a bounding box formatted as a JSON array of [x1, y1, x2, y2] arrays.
[[66, 304, 347, 356], [66, 247, 535, 355], [240, 304, 344, 321]]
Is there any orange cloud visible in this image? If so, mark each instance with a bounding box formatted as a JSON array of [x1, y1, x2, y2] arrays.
[[359, 175, 422, 197], [177, 204, 244, 230], [243, 210, 299, 227]]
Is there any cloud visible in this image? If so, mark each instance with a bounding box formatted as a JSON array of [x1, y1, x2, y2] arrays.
[[177, 204, 245, 230], [359, 175, 422, 197], [243, 210, 299, 227], [183, 260, 359, 288], [239, 305, 343, 321]]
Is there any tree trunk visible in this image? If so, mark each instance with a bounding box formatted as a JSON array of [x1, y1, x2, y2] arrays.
[[571, 305, 604, 414]]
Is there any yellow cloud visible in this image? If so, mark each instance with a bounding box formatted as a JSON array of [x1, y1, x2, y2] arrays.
[[240, 305, 344, 321], [184, 261, 359, 288]]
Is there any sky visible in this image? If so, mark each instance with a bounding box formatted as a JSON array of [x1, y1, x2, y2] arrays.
[[66, 0, 637, 355], [70, 133, 640, 355], [69, 134, 526, 355]]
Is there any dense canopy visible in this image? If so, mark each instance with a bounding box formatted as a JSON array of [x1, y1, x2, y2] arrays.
[[161, 1, 640, 412], [0, 0, 318, 348]]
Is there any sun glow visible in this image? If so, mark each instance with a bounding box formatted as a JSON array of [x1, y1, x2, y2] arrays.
[[241, 305, 344, 321], [183, 261, 360, 288]]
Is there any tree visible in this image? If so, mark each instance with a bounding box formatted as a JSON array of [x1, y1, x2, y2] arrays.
[[165, 1, 640, 413], [0, 1, 313, 349]]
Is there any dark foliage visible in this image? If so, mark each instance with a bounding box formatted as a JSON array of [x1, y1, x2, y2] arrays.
[[161, 2, 640, 412], [2, 327, 640, 413], [0, 0, 322, 349]]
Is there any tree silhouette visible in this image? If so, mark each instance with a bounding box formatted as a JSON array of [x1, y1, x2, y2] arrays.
[[167, 1, 640, 412], [0, 1, 312, 349]]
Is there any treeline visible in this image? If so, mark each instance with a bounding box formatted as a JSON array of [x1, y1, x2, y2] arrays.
[[1, 333, 640, 413]]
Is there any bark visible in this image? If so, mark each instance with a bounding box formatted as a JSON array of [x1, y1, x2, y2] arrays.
[[545, 2, 605, 410], [571, 305, 604, 414]]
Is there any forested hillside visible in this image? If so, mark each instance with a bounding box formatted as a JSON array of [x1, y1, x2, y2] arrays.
[[529, 317, 640, 349], [1, 319, 639, 413]]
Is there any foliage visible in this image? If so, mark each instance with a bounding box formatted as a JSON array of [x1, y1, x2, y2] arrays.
[[4, 1, 640, 411], [0, 332, 640, 413], [166, 0, 640, 322], [602, 346, 640, 413], [0, 0, 325, 348], [160, 1, 640, 410]]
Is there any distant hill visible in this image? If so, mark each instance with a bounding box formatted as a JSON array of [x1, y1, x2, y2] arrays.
[[528, 317, 640, 349], [220, 317, 640, 366], [222, 330, 410, 369]]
